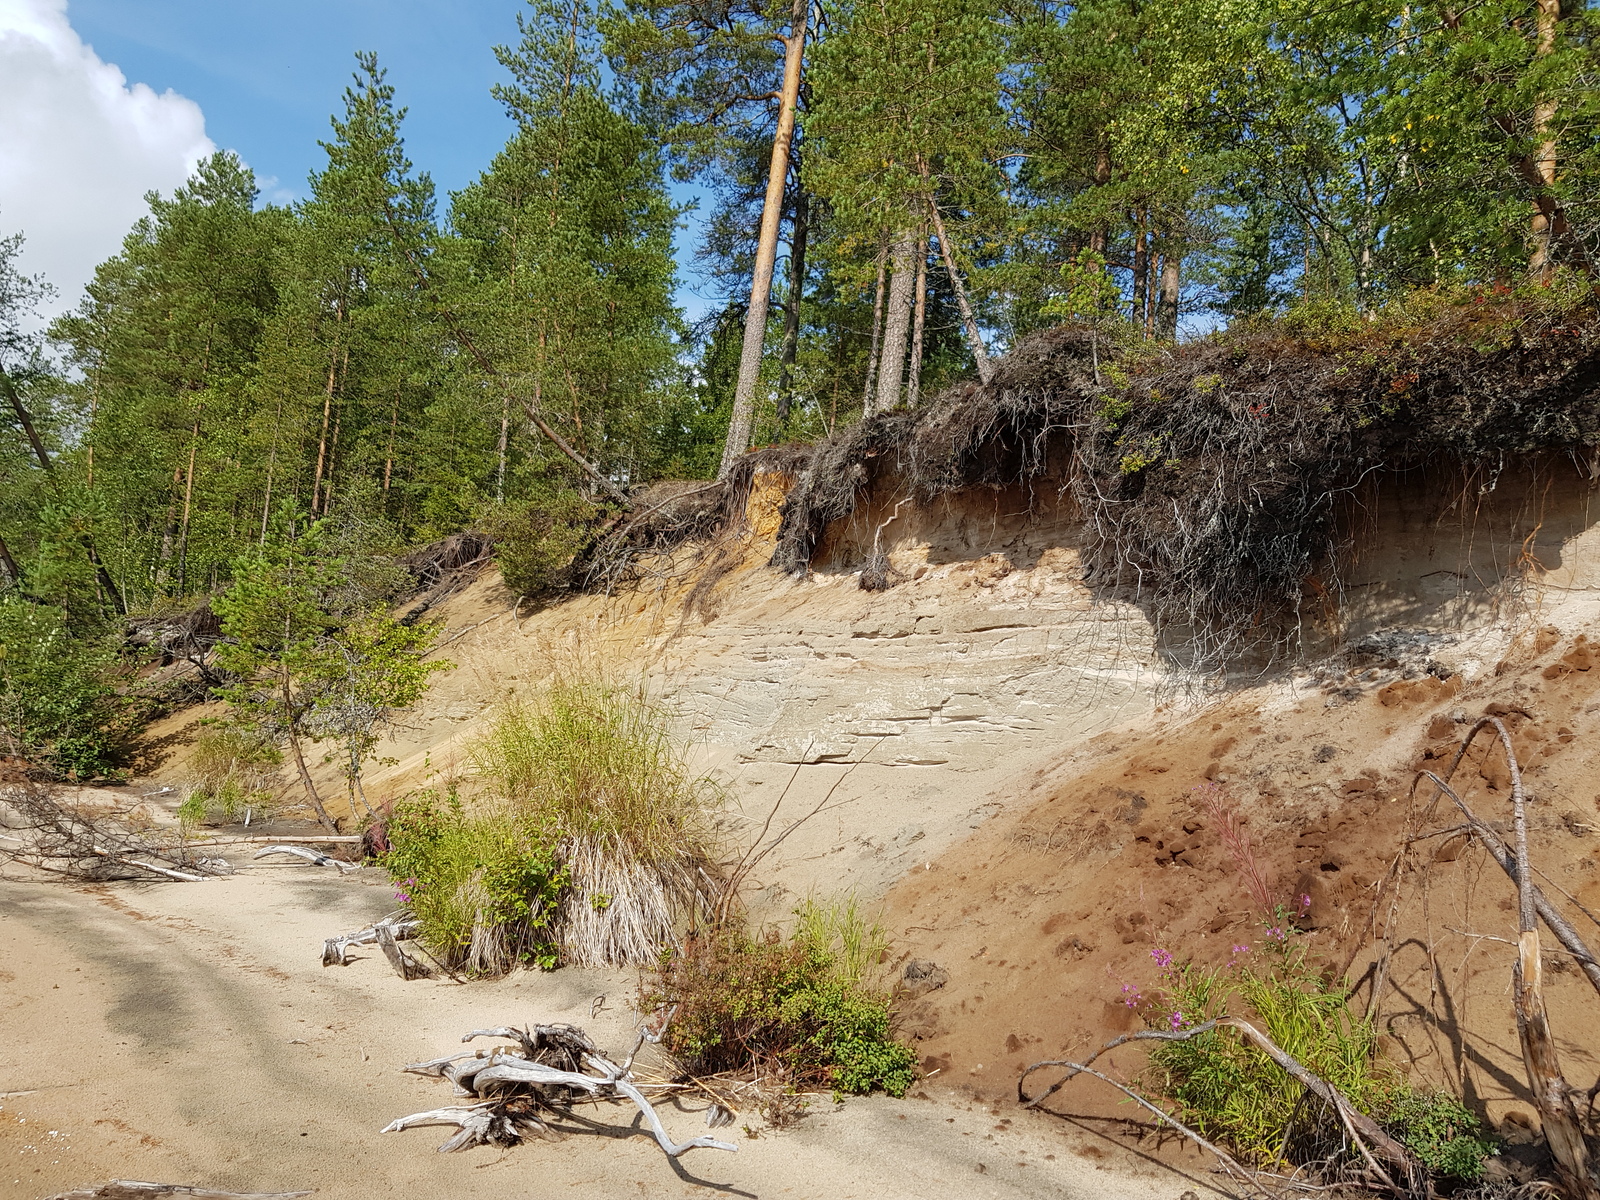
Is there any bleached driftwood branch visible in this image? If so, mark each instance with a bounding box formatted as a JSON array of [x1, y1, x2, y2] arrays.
[[385, 1021, 737, 1160], [321, 910, 421, 969], [45, 1183, 311, 1199], [252, 844, 360, 873]]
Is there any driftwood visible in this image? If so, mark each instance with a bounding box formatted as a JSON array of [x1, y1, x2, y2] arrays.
[[374, 923, 431, 979], [321, 910, 420, 967], [1, 782, 230, 882], [1019, 1017, 1428, 1196], [386, 1020, 737, 1160], [252, 844, 360, 873], [1415, 718, 1599, 1200], [46, 1184, 310, 1200]]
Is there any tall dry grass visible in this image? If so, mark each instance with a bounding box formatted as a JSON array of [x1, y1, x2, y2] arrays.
[[471, 678, 721, 967]]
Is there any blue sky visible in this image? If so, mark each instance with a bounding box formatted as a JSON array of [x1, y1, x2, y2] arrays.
[[45, 0, 715, 317]]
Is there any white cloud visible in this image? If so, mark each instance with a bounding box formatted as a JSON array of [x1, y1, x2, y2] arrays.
[[0, 0, 214, 320]]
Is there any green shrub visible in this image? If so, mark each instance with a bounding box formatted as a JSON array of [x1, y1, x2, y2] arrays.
[[646, 898, 917, 1098], [480, 489, 599, 595], [0, 596, 142, 779], [1386, 1092, 1494, 1182], [471, 679, 719, 967], [379, 789, 567, 975]]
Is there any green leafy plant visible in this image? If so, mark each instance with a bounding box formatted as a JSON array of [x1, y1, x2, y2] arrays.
[[1140, 915, 1492, 1180], [645, 897, 917, 1099], [0, 596, 142, 779], [1386, 1092, 1494, 1182], [379, 788, 567, 975], [479, 489, 600, 596]]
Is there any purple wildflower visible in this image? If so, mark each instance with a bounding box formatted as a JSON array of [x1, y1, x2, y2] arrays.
[[1150, 947, 1174, 970], [1169, 1011, 1185, 1030], [1299, 893, 1312, 911]]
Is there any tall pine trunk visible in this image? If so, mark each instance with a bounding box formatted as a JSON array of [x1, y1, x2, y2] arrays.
[[874, 229, 916, 415], [776, 187, 809, 428], [907, 227, 928, 407], [1529, 0, 1561, 278], [717, 0, 809, 480], [926, 197, 993, 384], [861, 238, 888, 410], [1156, 244, 1180, 339]]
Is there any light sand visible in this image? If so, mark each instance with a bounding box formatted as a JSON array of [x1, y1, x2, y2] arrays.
[[0, 866, 1198, 1200]]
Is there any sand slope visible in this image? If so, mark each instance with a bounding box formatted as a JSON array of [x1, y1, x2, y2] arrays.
[[0, 867, 1194, 1200]]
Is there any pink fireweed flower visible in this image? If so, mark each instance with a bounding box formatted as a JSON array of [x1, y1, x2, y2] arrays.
[[1120, 983, 1142, 1008], [1150, 947, 1174, 971], [1299, 893, 1311, 911], [1266, 926, 1284, 941], [1169, 1011, 1185, 1030], [1232, 944, 1250, 955]]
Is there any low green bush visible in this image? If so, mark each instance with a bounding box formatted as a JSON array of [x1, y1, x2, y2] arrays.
[[479, 489, 599, 595], [1386, 1091, 1494, 1182], [646, 898, 917, 1098], [1141, 911, 1492, 1182], [379, 789, 567, 975]]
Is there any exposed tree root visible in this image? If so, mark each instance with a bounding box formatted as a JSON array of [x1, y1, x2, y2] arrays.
[[385, 1020, 737, 1160]]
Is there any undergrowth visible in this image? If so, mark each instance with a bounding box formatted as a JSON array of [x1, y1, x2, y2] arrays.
[[379, 787, 567, 975], [1140, 910, 1493, 1183], [645, 897, 918, 1099], [471, 678, 720, 968], [178, 726, 281, 826]]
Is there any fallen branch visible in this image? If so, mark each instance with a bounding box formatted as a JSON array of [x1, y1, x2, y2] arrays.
[[1415, 717, 1598, 1200], [1, 782, 231, 882], [1019, 1017, 1426, 1194], [252, 845, 360, 874], [374, 922, 431, 980], [45, 1184, 311, 1200], [322, 910, 419, 967], [385, 1020, 737, 1160]]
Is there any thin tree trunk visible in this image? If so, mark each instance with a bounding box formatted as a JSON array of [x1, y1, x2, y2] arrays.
[[861, 237, 888, 410], [1090, 137, 1111, 255], [261, 392, 285, 543], [907, 226, 928, 407], [1, 368, 123, 611], [926, 197, 993, 384], [1132, 217, 1149, 334], [776, 186, 810, 428], [176, 422, 200, 596], [323, 417, 341, 515], [383, 392, 399, 493], [495, 391, 510, 502], [717, 0, 810, 480], [0, 531, 21, 587], [0, 369, 57, 480], [1529, 0, 1561, 279], [873, 229, 916, 415], [282, 669, 337, 833], [1156, 245, 1180, 339], [312, 353, 337, 516]]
